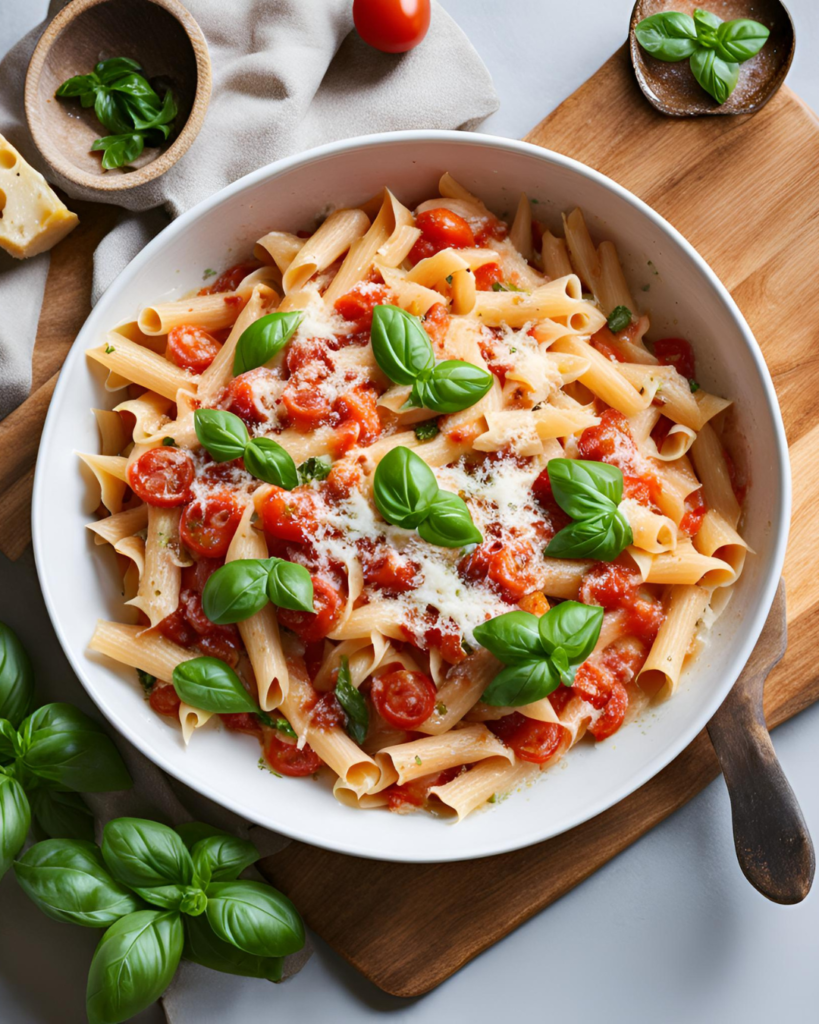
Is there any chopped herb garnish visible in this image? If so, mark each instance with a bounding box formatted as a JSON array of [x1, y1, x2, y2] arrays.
[[531, 197, 540, 204], [298, 455, 332, 483], [509, 347, 517, 354], [104, 344, 115, 354], [642, 284, 651, 292], [648, 260, 659, 276], [413, 420, 440, 442], [491, 281, 522, 292], [445, 274, 453, 284], [257, 756, 282, 779], [689, 379, 700, 393], [161, 436, 177, 447], [435, 701, 448, 716], [461, 640, 474, 656], [607, 305, 632, 333], [414, 755, 422, 766], [256, 711, 297, 739], [202, 268, 217, 279], [136, 668, 155, 695]]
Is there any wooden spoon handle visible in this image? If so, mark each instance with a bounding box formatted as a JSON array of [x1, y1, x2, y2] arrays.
[[707, 673, 815, 904]]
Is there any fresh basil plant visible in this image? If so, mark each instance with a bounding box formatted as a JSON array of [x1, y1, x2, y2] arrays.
[[14, 818, 305, 1023], [57, 57, 177, 169], [373, 446, 482, 547], [201, 557, 314, 625], [334, 656, 369, 745], [0, 621, 35, 727], [194, 409, 299, 489], [475, 601, 604, 706], [371, 304, 493, 414], [634, 9, 770, 105], [543, 459, 633, 561], [233, 311, 304, 375]]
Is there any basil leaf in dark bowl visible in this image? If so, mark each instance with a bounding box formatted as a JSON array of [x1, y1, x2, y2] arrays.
[[633, 11, 697, 61]]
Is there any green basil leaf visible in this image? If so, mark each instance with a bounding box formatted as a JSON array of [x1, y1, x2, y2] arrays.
[[547, 458, 623, 518], [93, 89, 132, 135], [370, 304, 435, 386], [550, 646, 576, 687], [257, 712, 297, 738], [184, 913, 283, 981], [538, 601, 604, 662], [713, 18, 770, 62], [14, 839, 142, 927], [0, 621, 36, 728], [86, 910, 183, 1024], [372, 445, 438, 529], [545, 509, 633, 561], [132, 882, 203, 913], [633, 12, 698, 60], [473, 610, 545, 665], [243, 438, 299, 489], [202, 558, 273, 624], [91, 132, 145, 170], [411, 360, 494, 414], [28, 789, 95, 841], [194, 408, 249, 462], [175, 822, 229, 851], [606, 305, 632, 333], [481, 659, 560, 707], [334, 656, 368, 745], [0, 774, 30, 879], [95, 57, 142, 84], [205, 880, 305, 957], [297, 455, 332, 483], [18, 704, 132, 792], [233, 312, 303, 375], [413, 419, 439, 442], [689, 47, 739, 104], [266, 559, 314, 613], [192, 834, 259, 883], [0, 718, 18, 762], [416, 490, 482, 548], [107, 72, 161, 105], [56, 73, 98, 98], [693, 8, 721, 35], [172, 658, 258, 715], [128, 88, 177, 131], [102, 818, 194, 889]]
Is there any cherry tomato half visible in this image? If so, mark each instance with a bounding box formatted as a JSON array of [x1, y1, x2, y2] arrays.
[[409, 208, 475, 263], [653, 337, 696, 380], [166, 325, 221, 374], [334, 283, 388, 330], [261, 488, 318, 543], [371, 669, 436, 730], [264, 732, 323, 777], [276, 577, 343, 643], [128, 447, 194, 507], [488, 712, 564, 764], [353, 0, 431, 54], [198, 261, 260, 295], [149, 683, 181, 718], [180, 493, 242, 558]]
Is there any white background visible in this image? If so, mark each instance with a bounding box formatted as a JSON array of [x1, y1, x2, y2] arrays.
[[1, 1, 818, 1021]]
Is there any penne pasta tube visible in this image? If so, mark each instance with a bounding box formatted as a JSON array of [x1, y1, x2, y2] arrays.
[[283, 209, 370, 294], [89, 621, 196, 680], [639, 585, 710, 701], [376, 724, 513, 787], [87, 503, 148, 547], [126, 507, 182, 628], [88, 337, 197, 401], [430, 758, 538, 821]]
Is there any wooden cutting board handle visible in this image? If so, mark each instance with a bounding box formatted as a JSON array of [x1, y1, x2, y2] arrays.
[[707, 581, 815, 904]]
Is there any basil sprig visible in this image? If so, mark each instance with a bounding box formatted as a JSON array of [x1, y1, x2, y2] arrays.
[[334, 656, 369, 745], [233, 312, 303, 375], [634, 10, 769, 105], [15, 818, 304, 1023], [57, 57, 177, 169], [0, 624, 133, 880], [475, 601, 604, 707], [201, 557, 314, 624], [543, 459, 633, 561], [373, 446, 482, 548], [371, 304, 493, 414], [194, 409, 298, 489]]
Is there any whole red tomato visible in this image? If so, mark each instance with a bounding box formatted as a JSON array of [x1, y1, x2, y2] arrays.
[[353, 0, 431, 54]]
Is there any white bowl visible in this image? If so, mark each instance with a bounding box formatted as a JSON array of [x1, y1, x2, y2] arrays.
[[32, 131, 790, 863]]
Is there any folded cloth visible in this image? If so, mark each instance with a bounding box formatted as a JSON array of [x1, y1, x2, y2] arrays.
[[0, 0, 498, 414], [0, 0, 498, 1014]]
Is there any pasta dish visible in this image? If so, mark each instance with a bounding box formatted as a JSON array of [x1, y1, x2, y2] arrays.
[[82, 173, 747, 821]]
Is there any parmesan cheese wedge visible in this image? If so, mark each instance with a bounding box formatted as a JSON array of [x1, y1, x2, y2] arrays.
[[0, 134, 79, 259]]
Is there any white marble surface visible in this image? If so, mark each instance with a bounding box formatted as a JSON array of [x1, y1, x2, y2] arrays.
[[1, 1, 818, 1021]]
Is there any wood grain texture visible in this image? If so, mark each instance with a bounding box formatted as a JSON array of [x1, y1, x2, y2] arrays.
[[4, 42, 819, 1001], [254, 49, 819, 997]]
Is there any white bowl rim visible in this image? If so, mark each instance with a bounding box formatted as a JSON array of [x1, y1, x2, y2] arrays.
[[32, 129, 791, 862]]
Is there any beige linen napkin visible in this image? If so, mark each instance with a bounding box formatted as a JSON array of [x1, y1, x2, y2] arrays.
[[0, 0, 498, 413], [0, 0, 498, 1015]]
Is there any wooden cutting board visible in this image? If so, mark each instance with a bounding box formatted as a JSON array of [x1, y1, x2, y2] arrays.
[[6, 42, 819, 1000], [256, 48, 819, 996]]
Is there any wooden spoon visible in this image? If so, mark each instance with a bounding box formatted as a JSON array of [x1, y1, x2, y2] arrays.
[[707, 580, 815, 903], [629, 0, 795, 117]]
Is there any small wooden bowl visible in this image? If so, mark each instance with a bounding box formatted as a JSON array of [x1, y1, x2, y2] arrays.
[[24, 0, 211, 192], [630, 0, 795, 117]]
